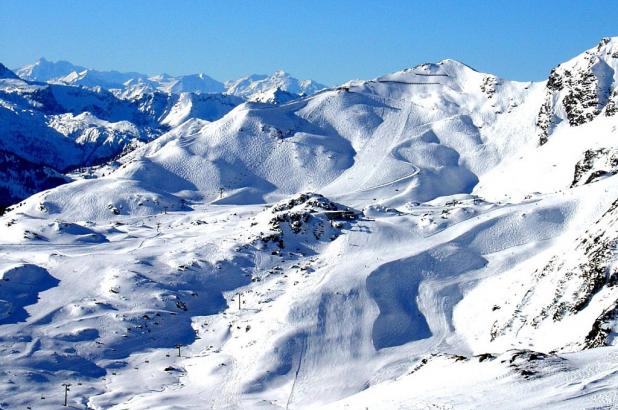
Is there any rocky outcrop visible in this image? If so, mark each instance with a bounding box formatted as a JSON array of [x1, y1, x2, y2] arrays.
[[605, 89, 617, 116], [480, 75, 499, 98], [571, 148, 618, 186], [538, 37, 618, 145], [254, 193, 359, 249]]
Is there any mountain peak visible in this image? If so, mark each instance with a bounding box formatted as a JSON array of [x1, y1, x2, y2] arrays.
[[225, 70, 327, 99], [590, 36, 618, 61], [559, 36, 618, 67], [16, 58, 86, 82], [438, 58, 476, 70], [536, 36, 618, 144], [248, 86, 299, 104], [14, 58, 328, 98], [597, 36, 618, 49]]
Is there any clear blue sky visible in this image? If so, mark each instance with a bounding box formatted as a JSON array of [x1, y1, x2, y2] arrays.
[[1, 0, 617, 85]]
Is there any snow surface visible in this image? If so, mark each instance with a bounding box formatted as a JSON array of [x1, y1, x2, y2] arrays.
[[1, 38, 618, 409]]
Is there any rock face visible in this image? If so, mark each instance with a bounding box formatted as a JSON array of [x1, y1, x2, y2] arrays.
[[537, 37, 618, 144], [480, 75, 499, 98], [571, 148, 618, 186]]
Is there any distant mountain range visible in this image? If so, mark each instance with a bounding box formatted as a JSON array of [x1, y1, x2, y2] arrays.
[[14, 58, 328, 99]]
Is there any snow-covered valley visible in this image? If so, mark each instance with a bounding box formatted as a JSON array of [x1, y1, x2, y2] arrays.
[[1, 37, 618, 408]]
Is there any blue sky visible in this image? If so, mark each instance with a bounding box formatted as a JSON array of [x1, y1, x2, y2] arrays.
[[1, 0, 617, 85]]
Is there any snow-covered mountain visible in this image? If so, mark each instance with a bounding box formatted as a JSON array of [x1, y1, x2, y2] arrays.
[[54, 68, 151, 90], [133, 73, 225, 94], [16, 58, 195, 92], [15, 59, 327, 100], [2, 38, 618, 408], [0, 69, 243, 208], [15, 57, 87, 82], [225, 69, 327, 99], [246, 87, 301, 104], [52, 70, 227, 95]]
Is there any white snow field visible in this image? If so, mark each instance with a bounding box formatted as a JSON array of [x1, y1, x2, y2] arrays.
[[1, 38, 618, 409]]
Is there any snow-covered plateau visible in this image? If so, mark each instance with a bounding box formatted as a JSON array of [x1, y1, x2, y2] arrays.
[[1, 38, 618, 408]]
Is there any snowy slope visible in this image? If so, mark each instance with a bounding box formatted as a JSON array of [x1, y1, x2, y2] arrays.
[[0, 72, 244, 207], [1, 38, 618, 409], [159, 92, 244, 127], [248, 87, 301, 104]]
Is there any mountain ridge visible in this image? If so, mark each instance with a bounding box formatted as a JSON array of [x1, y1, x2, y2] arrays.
[[14, 58, 328, 98]]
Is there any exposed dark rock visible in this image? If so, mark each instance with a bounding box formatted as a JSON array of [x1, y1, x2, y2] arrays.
[[546, 68, 564, 92], [480, 75, 498, 98], [537, 38, 616, 145], [0, 63, 19, 80], [502, 350, 568, 380], [571, 148, 618, 187], [475, 353, 496, 362], [583, 302, 618, 348], [605, 90, 617, 116], [255, 193, 359, 248]]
